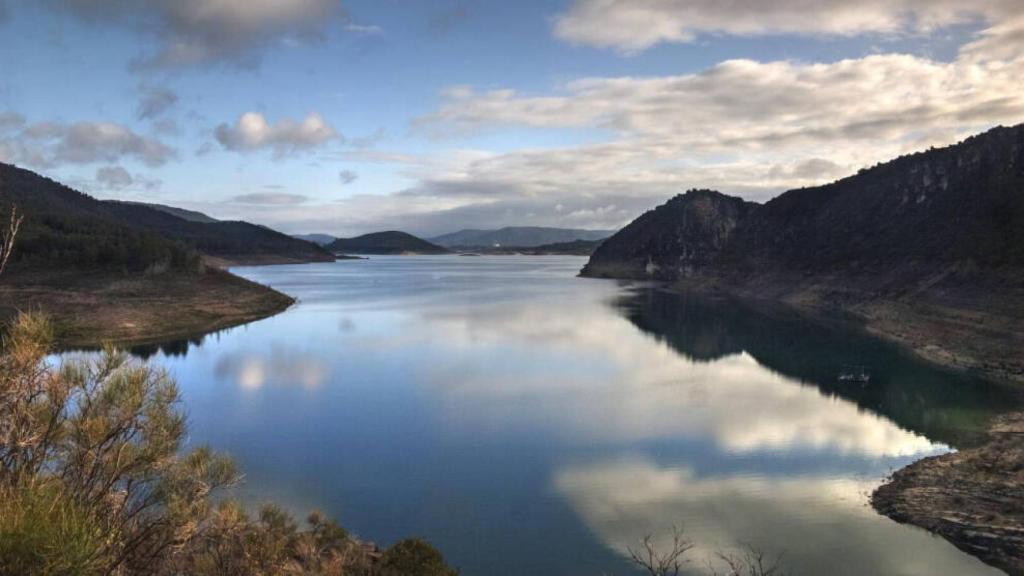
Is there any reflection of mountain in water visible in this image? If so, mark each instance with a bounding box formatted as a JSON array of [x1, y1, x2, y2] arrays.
[[129, 336, 206, 359], [616, 288, 1023, 448]]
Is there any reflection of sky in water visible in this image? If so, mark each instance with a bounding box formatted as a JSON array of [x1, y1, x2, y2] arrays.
[[77, 256, 1007, 575]]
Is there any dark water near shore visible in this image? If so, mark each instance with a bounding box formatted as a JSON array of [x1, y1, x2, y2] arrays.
[[70, 256, 1022, 575]]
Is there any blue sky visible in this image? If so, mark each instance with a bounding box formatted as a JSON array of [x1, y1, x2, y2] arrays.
[[0, 1, 1021, 236]]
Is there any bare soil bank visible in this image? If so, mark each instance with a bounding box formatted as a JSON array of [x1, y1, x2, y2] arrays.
[[872, 413, 1024, 576], [0, 268, 294, 348]]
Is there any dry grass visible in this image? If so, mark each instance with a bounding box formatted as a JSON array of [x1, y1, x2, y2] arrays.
[[0, 268, 294, 348]]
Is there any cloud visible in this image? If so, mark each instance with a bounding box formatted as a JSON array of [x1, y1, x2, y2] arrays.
[[338, 169, 358, 185], [95, 165, 133, 190], [92, 165, 163, 193], [0, 112, 24, 132], [554, 0, 1022, 53], [167, 17, 1024, 237], [47, 0, 343, 68], [136, 85, 178, 120], [215, 112, 338, 157], [0, 118, 176, 169], [399, 17, 1024, 232], [229, 192, 309, 205], [428, 0, 474, 36], [344, 23, 382, 36]]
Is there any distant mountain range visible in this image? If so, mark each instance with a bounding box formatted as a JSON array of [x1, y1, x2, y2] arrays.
[[582, 123, 1024, 384], [0, 163, 334, 271], [429, 226, 614, 248], [327, 231, 451, 255], [292, 233, 336, 246]]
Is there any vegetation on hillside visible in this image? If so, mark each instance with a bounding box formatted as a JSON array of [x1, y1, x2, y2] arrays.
[[0, 163, 333, 273], [0, 313, 458, 576]]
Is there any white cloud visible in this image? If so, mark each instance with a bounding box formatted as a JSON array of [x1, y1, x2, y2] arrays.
[[554, 0, 1021, 53], [215, 112, 339, 157], [48, 0, 344, 68], [0, 119, 176, 169], [395, 17, 1024, 232]]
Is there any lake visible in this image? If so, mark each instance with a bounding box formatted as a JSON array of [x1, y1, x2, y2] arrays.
[[80, 255, 1022, 575]]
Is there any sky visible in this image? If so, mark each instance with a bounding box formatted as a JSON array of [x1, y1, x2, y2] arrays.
[[0, 0, 1022, 237]]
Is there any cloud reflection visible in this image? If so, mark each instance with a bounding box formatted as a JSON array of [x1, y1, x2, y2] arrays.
[[554, 458, 1001, 575], [214, 345, 329, 391], [417, 302, 943, 458]]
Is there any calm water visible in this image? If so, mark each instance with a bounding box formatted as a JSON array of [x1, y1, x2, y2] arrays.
[[79, 256, 1024, 575]]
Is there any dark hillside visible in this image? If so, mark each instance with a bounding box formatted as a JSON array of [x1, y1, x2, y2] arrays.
[[0, 163, 334, 269], [328, 231, 451, 255]]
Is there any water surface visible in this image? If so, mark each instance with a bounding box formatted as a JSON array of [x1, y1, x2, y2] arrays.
[[92, 256, 1022, 575]]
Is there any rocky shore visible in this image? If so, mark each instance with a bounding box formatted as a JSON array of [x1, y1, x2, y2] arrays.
[[872, 413, 1024, 576]]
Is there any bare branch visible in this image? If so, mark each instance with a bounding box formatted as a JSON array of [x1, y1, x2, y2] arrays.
[[626, 525, 694, 576], [0, 204, 24, 277]]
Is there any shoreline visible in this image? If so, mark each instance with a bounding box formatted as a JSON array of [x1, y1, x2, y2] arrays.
[[0, 267, 295, 348], [582, 267, 1024, 389]]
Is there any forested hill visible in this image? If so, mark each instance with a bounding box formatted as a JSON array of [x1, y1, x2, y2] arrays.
[[0, 163, 334, 272], [328, 231, 451, 255]]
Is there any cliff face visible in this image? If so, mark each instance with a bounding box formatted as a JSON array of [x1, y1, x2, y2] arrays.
[[581, 124, 1024, 384], [581, 190, 758, 280]]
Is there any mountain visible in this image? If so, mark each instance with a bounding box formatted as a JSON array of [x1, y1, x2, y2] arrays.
[[292, 233, 337, 246], [430, 227, 614, 248], [113, 201, 218, 224], [582, 123, 1024, 384], [584, 125, 1024, 281], [481, 238, 606, 255], [327, 231, 451, 255], [0, 163, 335, 268]]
